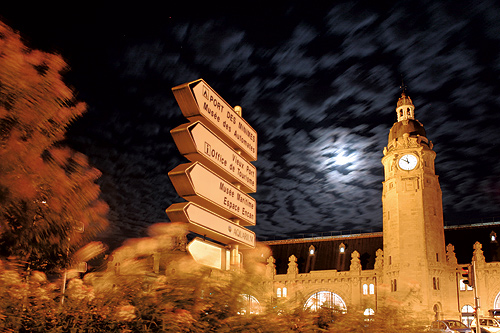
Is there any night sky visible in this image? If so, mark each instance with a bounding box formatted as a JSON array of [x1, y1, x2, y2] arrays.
[[2, 1, 500, 246]]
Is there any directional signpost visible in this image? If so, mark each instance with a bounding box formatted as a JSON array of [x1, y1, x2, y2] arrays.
[[172, 79, 257, 162], [168, 79, 258, 270], [166, 202, 255, 248], [171, 121, 256, 193], [168, 162, 256, 226]]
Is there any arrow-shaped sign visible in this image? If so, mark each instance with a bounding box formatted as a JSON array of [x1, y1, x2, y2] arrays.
[[187, 237, 229, 270], [172, 79, 257, 161], [168, 162, 256, 226], [166, 202, 255, 248], [171, 121, 257, 193]]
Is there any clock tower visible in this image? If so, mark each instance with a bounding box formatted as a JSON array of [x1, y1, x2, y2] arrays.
[[381, 90, 446, 314]]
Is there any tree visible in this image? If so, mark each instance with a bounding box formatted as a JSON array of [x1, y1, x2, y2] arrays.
[[0, 20, 108, 272]]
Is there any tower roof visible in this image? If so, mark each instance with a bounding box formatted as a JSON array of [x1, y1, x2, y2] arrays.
[[389, 89, 427, 142], [397, 91, 414, 109], [388, 119, 427, 142]]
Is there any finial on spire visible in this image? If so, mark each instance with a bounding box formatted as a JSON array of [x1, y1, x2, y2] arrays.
[[399, 75, 407, 95]]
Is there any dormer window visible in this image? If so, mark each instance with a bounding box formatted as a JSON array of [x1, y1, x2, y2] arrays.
[[306, 245, 316, 272]]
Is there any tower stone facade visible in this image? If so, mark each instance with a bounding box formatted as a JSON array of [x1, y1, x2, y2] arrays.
[[380, 91, 448, 316]]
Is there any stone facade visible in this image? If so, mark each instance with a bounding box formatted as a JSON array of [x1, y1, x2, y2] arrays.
[[263, 92, 500, 323]]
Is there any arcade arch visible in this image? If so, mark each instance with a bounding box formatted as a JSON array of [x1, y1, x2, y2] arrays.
[[304, 290, 347, 312], [239, 294, 261, 315]]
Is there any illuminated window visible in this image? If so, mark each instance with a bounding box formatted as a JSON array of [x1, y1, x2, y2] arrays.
[[364, 308, 375, 322], [460, 279, 473, 291], [461, 305, 474, 326], [494, 291, 500, 309], [306, 245, 316, 272], [339, 243, 345, 253], [491, 231, 497, 242], [362, 284, 368, 295], [277, 288, 282, 297], [304, 291, 346, 312], [364, 308, 375, 316], [369, 284, 375, 295], [283, 287, 287, 297], [238, 294, 261, 315]]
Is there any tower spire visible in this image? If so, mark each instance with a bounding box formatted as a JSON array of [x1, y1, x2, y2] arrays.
[[396, 77, 415, 122], [400, 75, 407, 95]]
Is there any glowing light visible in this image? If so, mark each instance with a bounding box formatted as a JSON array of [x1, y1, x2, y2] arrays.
[[334, 151, 357, 166]]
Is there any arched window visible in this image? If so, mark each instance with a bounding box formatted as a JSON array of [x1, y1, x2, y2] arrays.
[[283, 287, 287, 297], [461, 305, 474, 326], [304, 291, 346, 312], [460, 279, 473, 291], [494, 291, 500, 309], [362, 284, 368, 295], [363, 308, 375, 316], [277, 288, 282, 297], [391, 279, 397, 292], [433, 277, 439, 290], [364, 308, 375, 322], [369, 284, 375, 295], [364, 308, 375, 316], [238, 294, 261, 315]]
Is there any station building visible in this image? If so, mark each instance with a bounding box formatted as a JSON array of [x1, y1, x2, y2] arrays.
[[260, 92, 500, 323]]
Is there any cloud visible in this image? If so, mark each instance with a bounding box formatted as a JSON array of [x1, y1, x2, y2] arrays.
[[30, 0, 496, 243]]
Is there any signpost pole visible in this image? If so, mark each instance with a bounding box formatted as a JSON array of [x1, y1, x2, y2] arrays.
[[231, 244, 240, 269]]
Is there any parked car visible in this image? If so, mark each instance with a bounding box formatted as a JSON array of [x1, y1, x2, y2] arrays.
[[471, 318, 500, 333], [430, 320, 472, 332], [488, 310, 500, 320], [472, 328, 492, 333]]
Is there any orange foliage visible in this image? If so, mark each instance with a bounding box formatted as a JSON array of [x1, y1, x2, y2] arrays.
[[0, 20, 109, 272]]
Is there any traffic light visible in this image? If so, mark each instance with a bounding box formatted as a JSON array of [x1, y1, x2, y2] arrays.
[[461, 264, 475, 288]]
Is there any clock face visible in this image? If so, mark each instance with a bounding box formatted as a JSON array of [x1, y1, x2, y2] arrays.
[[398, 154, 418, 170]]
